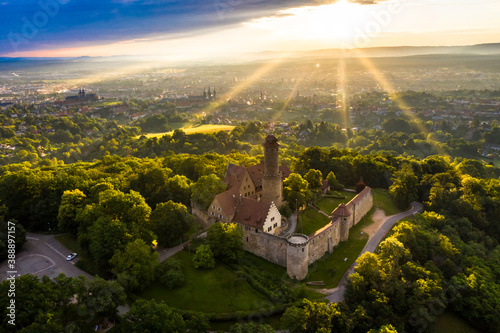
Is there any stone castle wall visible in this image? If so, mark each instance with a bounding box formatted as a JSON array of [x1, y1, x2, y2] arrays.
[[349, 187, 373, 226], [308, 219, 341, 264], [305, 187, 373, 266], [191, 199, 214, 227], [242, 226, 288, 267], [207, 187, 373, 280]]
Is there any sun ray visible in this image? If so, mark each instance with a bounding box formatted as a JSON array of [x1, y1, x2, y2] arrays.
[[200, 54, 296, 117], [353, 50, 451, 157]]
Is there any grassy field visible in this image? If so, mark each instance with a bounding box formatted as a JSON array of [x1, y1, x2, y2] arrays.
[[141, 123, 235, 138], [372, 188, 402, 216], [434, 310, 480, 333], [305, 208, 374, 288], [315, 191, 358, 214], [298, 207, 331, 236], [140, 250, 324, 315], [141, 251, 273, 313]]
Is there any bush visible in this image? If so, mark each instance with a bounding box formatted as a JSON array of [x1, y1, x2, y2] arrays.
[[156, 260, 185, 290], [193, 244, 215, 269], [279, 204, 292, 219], [356, 181, 367, 193]]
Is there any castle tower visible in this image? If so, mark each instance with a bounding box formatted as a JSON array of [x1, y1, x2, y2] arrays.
[[262, 134, 282, 207], [213, 88, 216, 100], [333, 203, 351, 242], [287, 234, 309, 280]]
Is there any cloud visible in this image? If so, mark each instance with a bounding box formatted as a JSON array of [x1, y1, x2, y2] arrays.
[[0, 0, 395, 55]]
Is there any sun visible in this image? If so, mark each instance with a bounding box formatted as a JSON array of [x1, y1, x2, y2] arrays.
[[247, 0, 369, 44]]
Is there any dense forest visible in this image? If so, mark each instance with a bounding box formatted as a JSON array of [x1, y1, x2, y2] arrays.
[[0, 118, 499, 332]]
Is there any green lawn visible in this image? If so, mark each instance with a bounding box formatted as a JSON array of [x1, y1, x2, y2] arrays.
[[140, 251, 273, 313], [315, 192, 357, 214], [372, 188, 402, 216], [434, 310, 480, 333], [305, 209, 374, 288], [298, 208, 332, 236], [140, 123, 235, 138]]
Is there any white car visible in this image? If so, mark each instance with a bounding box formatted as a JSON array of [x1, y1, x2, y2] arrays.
[[66, 253, 77, 261]]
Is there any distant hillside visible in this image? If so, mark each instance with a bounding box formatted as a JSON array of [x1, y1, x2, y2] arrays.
[[0, 43, 499, 69]]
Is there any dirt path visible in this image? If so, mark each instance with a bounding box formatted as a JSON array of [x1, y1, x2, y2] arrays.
[[362, 208, 387, 237]]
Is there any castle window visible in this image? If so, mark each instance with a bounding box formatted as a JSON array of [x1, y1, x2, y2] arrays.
[[274, 223, 278, 228], [268, 227, 272, 232], [302, 248, 304, 252], [255, 228, 258, 233], [271, 217, 275, 222], [246, 237, 248, 242]]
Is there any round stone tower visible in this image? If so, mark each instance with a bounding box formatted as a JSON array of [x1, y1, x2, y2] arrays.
[[262, 134, 282, 207], [287, 234, 309, 280], [333, 203, 351, 242]]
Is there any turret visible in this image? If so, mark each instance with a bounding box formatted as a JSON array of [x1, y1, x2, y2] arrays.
[[262, 134, 282, 207], [333, 203, 351, 242], [287, 234, 309, 280]]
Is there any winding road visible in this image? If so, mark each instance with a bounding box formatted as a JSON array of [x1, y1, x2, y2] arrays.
[[326, 201, 424, 303]]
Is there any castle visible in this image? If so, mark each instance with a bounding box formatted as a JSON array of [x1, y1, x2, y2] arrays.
[[205, 134, 373, 280]]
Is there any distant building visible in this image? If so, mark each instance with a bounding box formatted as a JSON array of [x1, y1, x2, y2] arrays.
[[63, 88, 100, 104]]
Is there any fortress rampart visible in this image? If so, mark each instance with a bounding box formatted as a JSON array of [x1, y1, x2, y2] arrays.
[[235, 187, 374, 279]]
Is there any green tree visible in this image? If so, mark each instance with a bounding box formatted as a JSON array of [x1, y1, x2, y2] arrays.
[[57, 189, 87, 236], [122, 299, 185, 333], [326, 171, 344, 191], [0, 218, 26, 261], [191, 174, 226, 210], [207, 222, 244, 263], [156, 260, 185, 290], [166, 175, 192, 206], [390, 164, 418, 210], [150, 201, 192, 247], [193, 244, 215, 269], [283, 173, 311, 210], [110, 239, 159, 291], [76, 276, 126, 319], [304, 169, 323, 195]]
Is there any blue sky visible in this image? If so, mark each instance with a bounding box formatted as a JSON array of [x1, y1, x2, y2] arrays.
[[1, 0, 500, 58], [1, 0, 317, 55]]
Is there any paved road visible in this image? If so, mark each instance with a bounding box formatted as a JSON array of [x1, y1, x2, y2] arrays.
[[0, 232, 93, 282], [326, 202, 424, 303], [281, 211, 298, 237]]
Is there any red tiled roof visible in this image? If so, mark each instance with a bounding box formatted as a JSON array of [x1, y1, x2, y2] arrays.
[[347, 187, 371, 208], [263, 134, 279, 148], [233, 198, 273, 229], [214, 188, 240, 217], [332, 203, 351, 217], [247, 162, 264, 187], [223, 163, 246, 190], [280, 164, 292, 179], [244, 162, 291, 188]]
